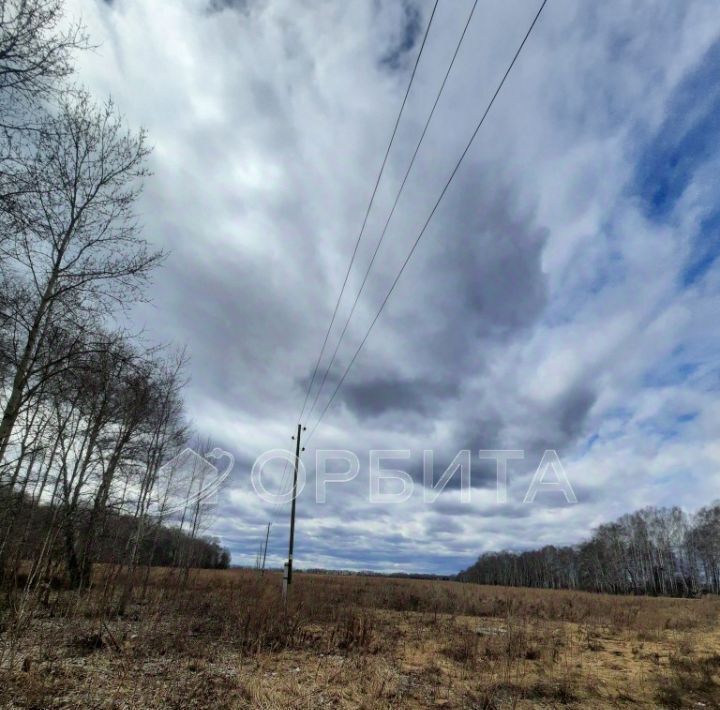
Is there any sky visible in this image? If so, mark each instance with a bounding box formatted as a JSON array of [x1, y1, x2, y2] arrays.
[[65, 0, 720, 574]]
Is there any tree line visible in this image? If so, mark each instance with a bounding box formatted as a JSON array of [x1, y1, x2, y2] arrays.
[[3, 487, 230, 573], [0, 0, 230, 599], [458, 504, 720, 597]]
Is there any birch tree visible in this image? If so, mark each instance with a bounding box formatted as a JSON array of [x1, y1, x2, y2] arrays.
[[0, 92, 162, 465]]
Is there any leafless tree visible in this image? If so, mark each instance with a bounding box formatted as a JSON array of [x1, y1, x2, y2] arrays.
[[460, 504, 720, 597], [0, 92, 162, 465], [0, 0, 87, 127], [0, 2, 230, 621]]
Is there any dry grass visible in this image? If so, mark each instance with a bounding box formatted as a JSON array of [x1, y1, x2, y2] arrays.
[[2, 568, 720, 708]]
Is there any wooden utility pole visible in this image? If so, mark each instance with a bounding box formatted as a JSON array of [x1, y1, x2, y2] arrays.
[[261, 522, 271, 575], [283, 423, 305, 605]]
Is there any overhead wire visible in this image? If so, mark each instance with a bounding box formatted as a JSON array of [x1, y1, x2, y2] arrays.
[[304, 0, 481, 424], [269, 0, 441, 513], [296, 0, 441, 427], [305, 0, 549, 445]]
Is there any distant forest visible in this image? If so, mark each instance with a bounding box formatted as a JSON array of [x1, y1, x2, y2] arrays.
[[458, 504, 720, 597], [2, 489, 230, 581]]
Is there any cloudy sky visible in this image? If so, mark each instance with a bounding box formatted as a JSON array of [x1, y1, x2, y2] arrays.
[[66, 0, 720, 574]]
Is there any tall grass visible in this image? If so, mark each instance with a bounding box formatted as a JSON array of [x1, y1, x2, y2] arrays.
[[2, 567, 719, 708]]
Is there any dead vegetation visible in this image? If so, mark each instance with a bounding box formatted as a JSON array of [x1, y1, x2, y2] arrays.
[[1, 568, 720, 708]]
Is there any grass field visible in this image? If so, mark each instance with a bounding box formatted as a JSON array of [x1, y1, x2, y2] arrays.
[[2, 568, 720, 708]]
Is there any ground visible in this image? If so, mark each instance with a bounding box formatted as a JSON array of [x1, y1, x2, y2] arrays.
[[1, 569, 720, 708]]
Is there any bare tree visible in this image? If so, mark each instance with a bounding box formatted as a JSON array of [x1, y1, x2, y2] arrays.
[[0, 92, 162, 465], [0, 0, 87, 126], [0, 2, 232, 623], [460, 503, 720, 597]]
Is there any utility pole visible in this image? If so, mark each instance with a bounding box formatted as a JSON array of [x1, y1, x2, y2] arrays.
[[283, 423, 305, 606], [261, 522, 271, 575]]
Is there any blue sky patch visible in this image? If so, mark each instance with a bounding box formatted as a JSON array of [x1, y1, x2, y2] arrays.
[[632, 37, 720, 287], [643, 360, 698, 388], [634, 37, 720, 221], [682, 208, 720, 286]]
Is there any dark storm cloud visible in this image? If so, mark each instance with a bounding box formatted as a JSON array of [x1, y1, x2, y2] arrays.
[[454, 412, 505, 454], [425, 515, 463, 535], [396, 434, 509, 491], [379, 0, 422, 71], [368, 171, 547, 380], [157, 247, 307, 413], [516, 385, 598, 465], [341, 377, 457, 418], [557, 386, 596, 440], [327, 170, 549, 435], [430, 177, 548, 338], [207, 0, 252, 14], [433, 498, 532, 520]]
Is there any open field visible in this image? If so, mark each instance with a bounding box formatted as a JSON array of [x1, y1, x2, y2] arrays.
[[2, 568, 720, 709]]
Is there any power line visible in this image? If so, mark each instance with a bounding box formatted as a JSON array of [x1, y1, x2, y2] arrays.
[[305, 0, 549, 445], [305, 0, 481, 424], [271, 0, 441, 513], [296, 0, 440, 426]]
